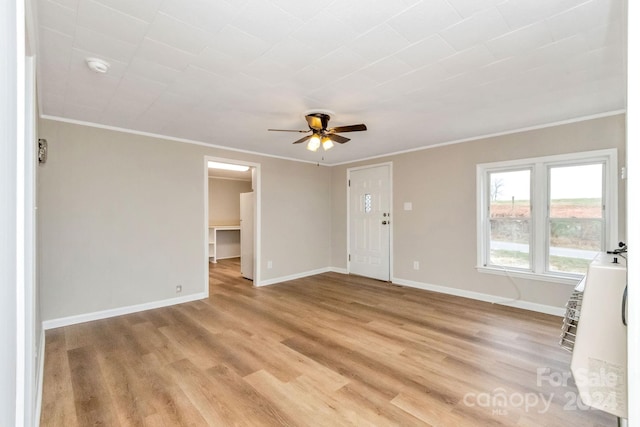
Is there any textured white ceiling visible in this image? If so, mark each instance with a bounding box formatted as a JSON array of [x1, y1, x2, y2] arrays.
[[35, 0, 626, 164]]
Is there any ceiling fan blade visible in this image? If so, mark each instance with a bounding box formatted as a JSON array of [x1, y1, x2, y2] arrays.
[[292, 135, 313, 144], [328, 124, 367, 133], [306, 114, 329, 131], [327, 134, 350, 144], [268, 129, 310, 133]]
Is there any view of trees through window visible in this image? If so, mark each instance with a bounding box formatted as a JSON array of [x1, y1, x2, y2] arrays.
[[489, 169, 531, 270], [488, 163, 604, 275]]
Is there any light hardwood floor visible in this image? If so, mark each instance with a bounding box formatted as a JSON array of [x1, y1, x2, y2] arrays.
[[40, 259, 615, 426]]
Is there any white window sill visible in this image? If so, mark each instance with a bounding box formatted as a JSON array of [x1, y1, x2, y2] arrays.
[[476, 266, 582, 285]]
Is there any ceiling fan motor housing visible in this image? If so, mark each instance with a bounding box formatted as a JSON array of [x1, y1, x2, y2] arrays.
[[306, 112, 331, 131]]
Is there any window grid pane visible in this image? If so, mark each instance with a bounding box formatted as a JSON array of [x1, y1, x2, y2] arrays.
[[364, 193, 372, 213], [489, 218, 531, 269], [547, 163, 604, 275], [487, 169, 531, 270]]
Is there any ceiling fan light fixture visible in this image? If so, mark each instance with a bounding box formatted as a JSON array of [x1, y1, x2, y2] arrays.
[[322, 136, 334, 151], [307, 135, 321, 152]]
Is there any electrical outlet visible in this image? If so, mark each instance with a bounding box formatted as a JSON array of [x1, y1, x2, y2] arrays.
[[176, 285, 182, 293], [413, 261, 419, 270], [267, 260, 273, 269]]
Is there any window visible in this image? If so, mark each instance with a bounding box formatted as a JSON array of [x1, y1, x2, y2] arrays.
[[364, 193, 372, 213], [548, 164, 604, 275], [477, 149, 617, 282], [488, 169, 532, 270]]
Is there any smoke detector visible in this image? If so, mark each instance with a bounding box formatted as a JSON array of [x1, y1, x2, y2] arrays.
[[85, 57, 110, 74]]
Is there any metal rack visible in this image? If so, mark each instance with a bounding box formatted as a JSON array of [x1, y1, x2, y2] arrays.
[[559, 287, 584, 352]]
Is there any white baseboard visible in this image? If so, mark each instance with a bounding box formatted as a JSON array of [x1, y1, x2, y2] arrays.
[[216, 255, 240, 261], [258, 267, 334, 287], [42, 292, 208, 329], [392, 277, 565, 316], [328, 266, 348, 274], [34, 328, 45, 427]]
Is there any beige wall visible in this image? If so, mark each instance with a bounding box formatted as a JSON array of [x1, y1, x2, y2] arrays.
[[261, 159, 333, 278], [208, 178, 251, 226], [38, 119, 332, 321], [37, 115, 625, 322], [331, 114, 626, 308]]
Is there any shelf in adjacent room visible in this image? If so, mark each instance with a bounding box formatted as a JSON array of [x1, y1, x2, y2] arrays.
[[208, 225, 240, 263]]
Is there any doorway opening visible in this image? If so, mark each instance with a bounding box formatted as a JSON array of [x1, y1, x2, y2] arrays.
[[204, 156, 260, 293]]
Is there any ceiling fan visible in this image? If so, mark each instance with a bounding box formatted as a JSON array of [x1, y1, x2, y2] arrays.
[[268, 112, 367, 152]]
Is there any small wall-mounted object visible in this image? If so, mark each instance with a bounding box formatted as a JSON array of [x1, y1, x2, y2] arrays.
[[85, 57, 110, 74], [38, 138, 47, 164]]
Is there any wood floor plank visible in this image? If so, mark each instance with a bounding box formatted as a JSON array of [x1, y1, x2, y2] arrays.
[[243, 370, 321, 427], [281, 333, 461, 406], [206, 364, 296, 426], [248, 334, 350, 393], [167, 358, 234, 426], [40, 258, 617, 426], [289, 375, 383, 427], [96, 351, 148, 426], [67, 345, 121, 426], [392, 391, 488, 427], [39, 329, 79, 427], [143, 372, 209, 426], [334, 381, 427, 427]]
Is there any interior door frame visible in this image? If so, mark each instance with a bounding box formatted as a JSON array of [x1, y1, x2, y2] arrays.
[[627, 1, 639, 422], [203, 156, 261, 292], [346, 162, 393, 281], [22, 54, 37, 427]]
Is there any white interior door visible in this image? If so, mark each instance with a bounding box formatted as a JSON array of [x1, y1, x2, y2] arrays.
[[349, 164, 391, 281], [240, 191, 254, 280]]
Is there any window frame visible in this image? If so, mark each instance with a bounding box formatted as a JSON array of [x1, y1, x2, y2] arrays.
[[476, 149, 618, 284], [485, 166, 534, 272]]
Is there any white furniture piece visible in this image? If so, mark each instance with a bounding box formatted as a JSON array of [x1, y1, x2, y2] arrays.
[[240, 192, 255, 280], [208, 225, 240, 263], [570, 252, 627, 420]]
